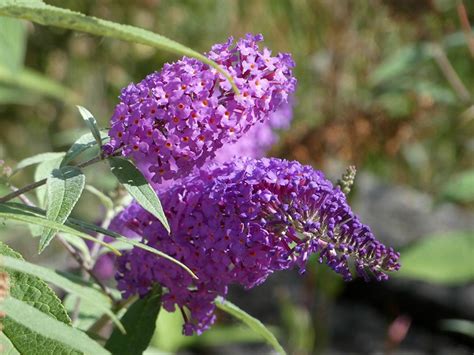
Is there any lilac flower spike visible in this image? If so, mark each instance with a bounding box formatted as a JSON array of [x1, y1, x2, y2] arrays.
[[213, 99, 293, 162], [105, 34, 296, 183], [115, 157, 400, 335]]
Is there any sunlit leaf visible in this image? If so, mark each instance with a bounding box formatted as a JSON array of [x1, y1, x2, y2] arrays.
[[34, 155, 63, 207], [76, 106, 103, 150], [109, 157, 170, 233], [39, 166, 86, 252], [0, 202, 120, 254], [13, 152, 65, 175], [61, 131, 109, 167], [0, 0, 238, 93], [1, 202, 195, 278]]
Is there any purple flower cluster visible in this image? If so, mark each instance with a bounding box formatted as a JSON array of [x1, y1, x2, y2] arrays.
[[105, 34, 296, 183], [135, 99, 293, 192], [115, 157, 400, 335], [212, 99, 293, 162]]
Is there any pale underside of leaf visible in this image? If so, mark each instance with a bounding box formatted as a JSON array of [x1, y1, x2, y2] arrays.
[[0, 202, 120, 254], [0, 297, 109, 355], [76, 106, 103, 150], [109, 157, 170, 233], [12, 151, 65, 175], [61, 131, 109, 167], [39, 166, 86, 252], [0, 202, 196, 278]]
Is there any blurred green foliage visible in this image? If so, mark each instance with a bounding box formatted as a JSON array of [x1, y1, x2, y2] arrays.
[[1, 0, 473, 197], [398, 231, 474, 285], [1, 1, 474, 354]]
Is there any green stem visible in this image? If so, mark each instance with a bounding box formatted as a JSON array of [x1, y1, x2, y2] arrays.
[[0, 2, 239, 95]]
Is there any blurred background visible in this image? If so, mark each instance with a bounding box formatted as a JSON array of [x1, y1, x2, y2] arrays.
[[0, 0, 473, 354]]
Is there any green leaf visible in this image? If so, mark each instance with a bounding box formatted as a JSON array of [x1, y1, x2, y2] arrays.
[[0, 17, 26, 72], [1, 202, 195, 278], [13, 151, 65, 175], [441, 170, 474, 204], [440, 319, 474, 338], [0, 330, 20, 355], [34, 155, 63, 207], [105, 286, 162, 355], [61, 131, 109, 167], [0, 297, 108, 354], [2, 255, 125, 334], [0, 66, 79, 104], [109, 157, 170, 233], [68, 216, 196, 279], [0, 202, 120, 254], [0, 240, 78, 354], [39, 166, 86, 252], [98, 240, 133, 256], [76, 106, 102, 150], [215, 297, 286, 355], [398, 231, 474, 284], [0, 0, 238, 93]]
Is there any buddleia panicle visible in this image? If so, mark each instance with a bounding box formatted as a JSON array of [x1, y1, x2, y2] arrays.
[[104, 34, 296, 183], [114, 157, 400, 335]]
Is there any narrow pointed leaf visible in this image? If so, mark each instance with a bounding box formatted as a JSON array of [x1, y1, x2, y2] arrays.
[[68, 217, 196, 279], [76, 105, 102, 149], [0, 0, 238, 93], [98, 240, 133, 256], [0, 297, 109, 355], [34, 155, 63, 207], [109, 157, 170, 233], [61, 131, 109, 166], [0, 202, 120, 254], [12, 151, 65, 175], [39, 166, 85, 252], [215, 297, 286, 355], [1, 202, 195, 278], [105, 286, 162, 354], [2, 255, 125, 334]]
